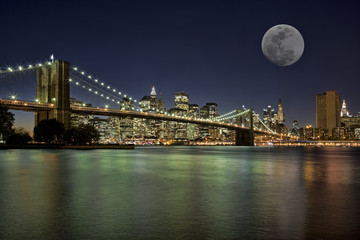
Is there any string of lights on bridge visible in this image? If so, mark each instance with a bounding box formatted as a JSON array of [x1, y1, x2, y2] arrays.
[[215, 109, 251, 121], [70, 65, 140, 107], [0, 61, 53, 74], [0, 59, 277, 134]]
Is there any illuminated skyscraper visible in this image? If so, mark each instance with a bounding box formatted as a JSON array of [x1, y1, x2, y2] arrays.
[[277, 99, 284, 124], [340, 100, 350, 117], [263, 105, 275, 129], [174, 92, 189, 111], [316, 91, 340, 137]]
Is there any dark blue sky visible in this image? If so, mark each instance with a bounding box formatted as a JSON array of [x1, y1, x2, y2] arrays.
[[1, 0, 360, 130]]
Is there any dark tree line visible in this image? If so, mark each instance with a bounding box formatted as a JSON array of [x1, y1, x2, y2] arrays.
[[34, 119, 99, 145], [1, 104, 99, 145]]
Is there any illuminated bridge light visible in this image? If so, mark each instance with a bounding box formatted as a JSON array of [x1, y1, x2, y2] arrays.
[[69, 79, 72, 82], [118, 92, 121, 95], [8, 67, 13, 72], [95, 91, 98, 94], [95, 79, 98, 82], [117, 101, 120, 104], [106, 97, 109, 99], [88, 75, 92, 79], [81, 71, 85, 75], [76, 82, 79, 85], [28, 65, 33, 68], [124, 95, 127, 97], [47, 62, 51, 65], [18, 66, 22, 70], [101, 94, 104, 97], [38, 63, 42, 66], [107, 86, 110, 89], [101, 83, 104, 86], [73, 67, 78, 71]]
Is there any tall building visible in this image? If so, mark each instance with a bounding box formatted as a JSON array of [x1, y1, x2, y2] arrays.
[[316, 91, 340, 137], [263, 105, 275, 130], [120, 97, 133, 111], [340, 100, 350, 117], [150, 86, 157, 110], [140, 86, 166, 113], [275, 99, 287, 134], [174, 92, 189, 111], [157, 93, 166, 112], [277, 99, 285, 124], [290, 120, 300, 137]]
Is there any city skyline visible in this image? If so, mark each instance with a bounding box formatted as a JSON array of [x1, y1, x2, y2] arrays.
[[1, 0, 360, 130]]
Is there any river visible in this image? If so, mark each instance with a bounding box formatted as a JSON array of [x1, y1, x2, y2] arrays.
[[0, 146, 359, 239]]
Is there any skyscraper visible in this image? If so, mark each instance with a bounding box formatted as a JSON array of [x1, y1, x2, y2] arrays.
[[174, 92, 189, 111], [340, 100, 350, 117], [316, 91, 340, 137], [277, 99, 284, 124]]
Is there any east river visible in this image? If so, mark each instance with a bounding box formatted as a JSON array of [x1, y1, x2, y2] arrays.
[[0, 147, 359, 239]]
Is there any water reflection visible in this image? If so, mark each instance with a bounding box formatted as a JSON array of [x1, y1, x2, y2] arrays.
[[0, 147, 359, 239]]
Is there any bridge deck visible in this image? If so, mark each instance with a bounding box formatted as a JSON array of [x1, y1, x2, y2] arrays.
[[0, 99, 281, 136]]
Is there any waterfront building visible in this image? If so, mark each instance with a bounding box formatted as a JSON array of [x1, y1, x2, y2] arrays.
[[206, 103, 218, 119], [187, 104, 200, 140], [316, 91, 340, 137], [140, 96, 151, 112], [275, 99, 287, 134], [340, 100, 350, 117], [120, 97, 133, 111], [340, 109, 360, 139], [290, 120, 300, 137], [174, 92, 189, 111], [263, 105, 275, 130], [70, 97, 93, 127], [188, 104, 199, 118]]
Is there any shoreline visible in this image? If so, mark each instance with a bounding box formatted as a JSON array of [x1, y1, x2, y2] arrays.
[[0, 144, 135, 150]]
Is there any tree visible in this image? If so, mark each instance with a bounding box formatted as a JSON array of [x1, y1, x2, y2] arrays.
[[0, 104, 15, 142], [34, 119, 65, 144], [64, 124, 99, 145], [7, 128, 32, 145]]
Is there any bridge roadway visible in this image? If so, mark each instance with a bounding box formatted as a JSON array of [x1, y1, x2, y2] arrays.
[[0, 99, 280, 136]]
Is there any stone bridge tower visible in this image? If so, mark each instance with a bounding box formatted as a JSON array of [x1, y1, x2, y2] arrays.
[[35, 60, 71, 129]]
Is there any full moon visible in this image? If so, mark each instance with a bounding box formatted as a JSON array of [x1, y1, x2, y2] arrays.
[[261, 24, 304, 66]]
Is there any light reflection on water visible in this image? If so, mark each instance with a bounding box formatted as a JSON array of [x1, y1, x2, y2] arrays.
[[0, 147, 359, 239]]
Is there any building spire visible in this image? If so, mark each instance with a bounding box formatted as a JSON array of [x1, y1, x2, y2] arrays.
[[341, 99, 350, 117], [150, 86, 156, 96]]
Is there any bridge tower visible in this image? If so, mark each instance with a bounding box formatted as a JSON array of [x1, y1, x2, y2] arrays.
[[35, 60, 71, 129], [235, 109, 254, 146]]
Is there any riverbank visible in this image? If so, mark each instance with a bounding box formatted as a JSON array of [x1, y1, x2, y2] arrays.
[[0, 144, 135, 150]]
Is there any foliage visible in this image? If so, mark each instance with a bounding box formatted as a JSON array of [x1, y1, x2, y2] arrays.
[[7, 128, 32, 145], [0, 104, 15, 142], [64, 124, 99, 145], [34, 119, 65, 144]]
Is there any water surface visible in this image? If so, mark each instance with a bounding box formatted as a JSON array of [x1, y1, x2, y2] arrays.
[[0, 147, 359, 239]]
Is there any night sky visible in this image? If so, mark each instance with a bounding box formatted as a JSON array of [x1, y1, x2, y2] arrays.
[[1, 0, 360, 131]]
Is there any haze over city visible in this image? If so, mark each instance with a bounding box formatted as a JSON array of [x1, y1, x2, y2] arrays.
[[1, 0, 359, 131]]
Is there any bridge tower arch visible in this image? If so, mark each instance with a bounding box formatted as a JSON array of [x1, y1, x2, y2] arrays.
[[35, 60, 71, 129], [235, 109, 254, 146]]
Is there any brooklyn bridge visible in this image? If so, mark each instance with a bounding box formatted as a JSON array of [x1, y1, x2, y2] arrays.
[[0, 59, 291, 145]]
